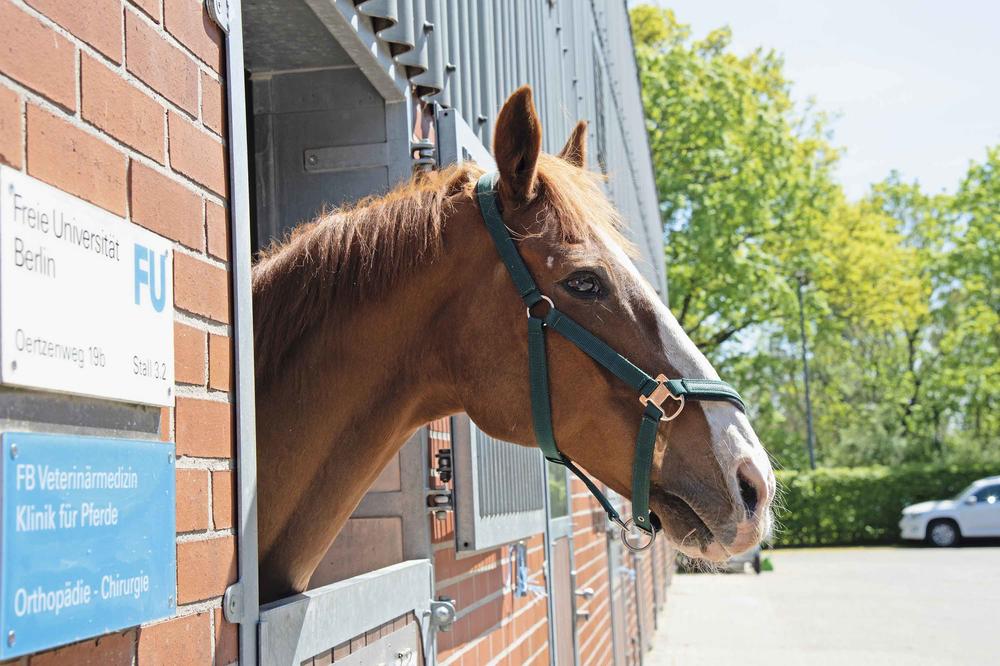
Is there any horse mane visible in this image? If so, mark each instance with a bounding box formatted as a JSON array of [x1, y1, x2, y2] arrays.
[[251, 154, 630, 386]]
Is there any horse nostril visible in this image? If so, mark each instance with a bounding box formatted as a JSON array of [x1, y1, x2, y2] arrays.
[[738, 470, 758, 518]]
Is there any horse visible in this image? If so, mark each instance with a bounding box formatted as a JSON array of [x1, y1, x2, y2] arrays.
[[251, 86, 775, 603]]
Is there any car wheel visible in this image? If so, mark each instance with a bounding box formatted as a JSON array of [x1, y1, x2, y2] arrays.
[[927, 520, 960, 547], [752, 553, 762, 575]]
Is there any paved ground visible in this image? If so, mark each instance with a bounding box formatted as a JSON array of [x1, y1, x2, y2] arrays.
[[647, 546, 999, 666]]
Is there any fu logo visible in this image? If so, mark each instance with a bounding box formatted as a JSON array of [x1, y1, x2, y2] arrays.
[[134, 244, 168, 313]]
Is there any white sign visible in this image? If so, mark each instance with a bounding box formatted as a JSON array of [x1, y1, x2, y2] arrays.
[[0, 166, 174, 406]]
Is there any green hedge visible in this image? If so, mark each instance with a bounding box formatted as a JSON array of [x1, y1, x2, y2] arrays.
[[772, 463, 999, 547]]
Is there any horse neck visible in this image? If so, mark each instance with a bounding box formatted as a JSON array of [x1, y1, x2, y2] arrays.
[[254, 202, 483, 601]]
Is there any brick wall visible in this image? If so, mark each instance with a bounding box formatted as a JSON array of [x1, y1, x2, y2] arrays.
[[571, 477, 616, 666], [427, 418, 672, 666], [0, 0, 238, 663]]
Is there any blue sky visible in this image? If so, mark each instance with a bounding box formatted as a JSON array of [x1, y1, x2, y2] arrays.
[[647, 1, 1000, 199]]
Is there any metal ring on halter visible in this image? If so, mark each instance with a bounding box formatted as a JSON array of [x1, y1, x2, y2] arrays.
[[619, 518, 656, 552], [526, 295, 555, 319]]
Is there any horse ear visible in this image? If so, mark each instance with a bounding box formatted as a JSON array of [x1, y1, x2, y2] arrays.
[[493, 85, 542, 204], [558, 121, 588, 168]]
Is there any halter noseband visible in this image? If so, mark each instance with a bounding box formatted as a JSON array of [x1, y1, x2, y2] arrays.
[[475, 172, 746, 551]]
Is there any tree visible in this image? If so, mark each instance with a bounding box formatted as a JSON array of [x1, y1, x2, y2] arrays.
[[630, 5, 999, 468]]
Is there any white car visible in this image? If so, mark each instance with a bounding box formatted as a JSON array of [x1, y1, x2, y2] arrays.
[[899, 475, 1000, 547]]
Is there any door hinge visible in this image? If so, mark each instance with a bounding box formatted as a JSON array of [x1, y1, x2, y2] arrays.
[[205, 0, 229, 33], [429, 597, 456, 631], [223, 582, 244, 624]]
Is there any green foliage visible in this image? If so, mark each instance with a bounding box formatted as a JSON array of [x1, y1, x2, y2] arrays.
[[630, 5, 1000, 469], [773, 465, 999, 546]]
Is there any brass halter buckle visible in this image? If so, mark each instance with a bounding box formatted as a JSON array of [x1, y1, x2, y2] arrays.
[[639, 374, 685, 422]]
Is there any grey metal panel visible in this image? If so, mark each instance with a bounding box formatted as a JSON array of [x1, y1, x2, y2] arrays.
[[251, 68, 412, 247], [261, 0, 664, 288], [451, 415, 546, 553], [457, 1, 472, 125], [395, 0, 427, 74], [242, 0, 354, 72], [265, 67, 384, 115], [468, 1, 481, 132], [476, 0, 495, 145], [0, 388, 160, 435], [413, 0, 445, 93], [258, 560, 434, 665], [349, 430, 434, 563], [301, 0, 409, 102], [436, 108, 496, 170]]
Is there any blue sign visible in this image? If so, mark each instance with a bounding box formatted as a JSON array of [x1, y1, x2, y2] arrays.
[[0, 432, 176, 658]]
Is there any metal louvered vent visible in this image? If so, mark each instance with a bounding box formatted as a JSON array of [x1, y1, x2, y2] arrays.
[[475, 430, 546, 517], [452, 415, 546, 552]]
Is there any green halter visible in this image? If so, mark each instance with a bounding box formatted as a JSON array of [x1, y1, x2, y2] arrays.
[[475, 172, 746, 550]]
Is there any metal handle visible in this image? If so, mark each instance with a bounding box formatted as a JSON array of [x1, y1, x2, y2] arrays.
[[574, 586, 595, 601]]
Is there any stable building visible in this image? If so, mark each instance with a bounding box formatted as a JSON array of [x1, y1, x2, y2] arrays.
[[0, 0, 672, 664]]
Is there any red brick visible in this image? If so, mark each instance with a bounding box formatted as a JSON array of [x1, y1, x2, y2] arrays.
[[208, 333, 231, 391], [27, 105, 127, 215], [0, 3, 76, 110], [164, 0, 224, 72], [176, 468, 209, 532], [175, 396, 232, 458], [213, 607, 238, 665], [174, 252, 230, 323], [0, 86, 22, 168], [177, 536, 236, 603], [130, 0, 162, 22], [131, 162, 204, 249], [174, 321, 206, 385], [82, 55, 164, 162], [201, 71, 225, 135], [138, 612, 211, 665], [29, 630, 134, 666], [126, 10, 198, 115], [206, 200, 229, 261], [211, 470, 233, 530], [159, 406, 171, 442], [168, 111, 226, 195], [26, 0, 123, 63]]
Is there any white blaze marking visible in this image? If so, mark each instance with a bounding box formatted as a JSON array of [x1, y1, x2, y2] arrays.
[[592, 226, 760, 478], [546, 255, 554, 269]]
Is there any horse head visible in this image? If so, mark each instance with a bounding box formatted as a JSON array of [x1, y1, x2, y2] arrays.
[[451, 87, 774, 561]]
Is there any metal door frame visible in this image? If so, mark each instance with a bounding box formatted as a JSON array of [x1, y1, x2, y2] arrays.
[[216, 2, 447, 662], [546, 464, 580, 666], [213, 1, 260, 662]]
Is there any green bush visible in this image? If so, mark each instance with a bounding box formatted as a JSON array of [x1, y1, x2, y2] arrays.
[[772, 463, 999, 547]]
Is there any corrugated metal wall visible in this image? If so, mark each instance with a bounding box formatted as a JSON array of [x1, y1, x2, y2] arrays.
[[351, 0, 665, 293]]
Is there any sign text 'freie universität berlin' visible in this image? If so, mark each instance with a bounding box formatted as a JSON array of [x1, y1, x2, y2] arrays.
[[0, 166, 178, 657], [0, 165, 175, 407]]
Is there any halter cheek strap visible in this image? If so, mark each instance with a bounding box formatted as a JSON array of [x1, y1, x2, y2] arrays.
[[474, 172, 745, 549]]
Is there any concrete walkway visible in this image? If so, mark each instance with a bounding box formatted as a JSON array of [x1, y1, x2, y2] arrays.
[[647, 546, 999, 666]]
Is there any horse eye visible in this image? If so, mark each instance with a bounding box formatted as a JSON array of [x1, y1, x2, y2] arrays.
[[562, 272, 604, 299]]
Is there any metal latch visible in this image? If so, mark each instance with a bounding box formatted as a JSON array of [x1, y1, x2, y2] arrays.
[[434, 448, 452, 483], [426, 489, 453, 520], [412, 139, 435, 171], [429, 597, 457, 631]]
